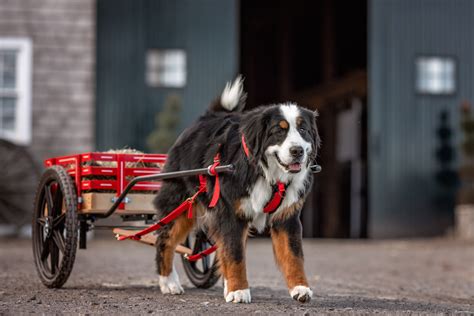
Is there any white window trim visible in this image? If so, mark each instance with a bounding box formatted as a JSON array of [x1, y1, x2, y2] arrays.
[[0, 37, 32, 145]]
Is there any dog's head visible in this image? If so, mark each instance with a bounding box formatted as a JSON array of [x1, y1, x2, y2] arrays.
[[241, 103, 320, 177]]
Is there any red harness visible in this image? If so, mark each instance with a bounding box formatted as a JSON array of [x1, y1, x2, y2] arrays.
[[117, 154, 222, 244], [117, 136, 287, 262]]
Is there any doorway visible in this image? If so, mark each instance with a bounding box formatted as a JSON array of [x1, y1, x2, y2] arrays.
[[240, 0, 368, 237]]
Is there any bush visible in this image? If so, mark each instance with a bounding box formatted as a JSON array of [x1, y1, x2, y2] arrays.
[[147, 94, 182, 153]]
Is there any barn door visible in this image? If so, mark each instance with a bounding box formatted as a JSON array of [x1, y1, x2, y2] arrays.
[[96, 0, 238, 151]]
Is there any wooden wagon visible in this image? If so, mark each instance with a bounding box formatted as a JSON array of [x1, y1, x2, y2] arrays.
[[32, 152, 233, 288]]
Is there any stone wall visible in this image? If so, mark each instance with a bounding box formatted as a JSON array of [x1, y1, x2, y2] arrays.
[[0, 0, 96, 163]]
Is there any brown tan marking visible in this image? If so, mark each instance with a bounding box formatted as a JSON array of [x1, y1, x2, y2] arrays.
[[158, 214, 195, 275], [216, 227, 249, 292], [271, 228, 308, 289], [279, 120, 289, 129], [270, 199, 305, 223], [296, 116, 303, 126]]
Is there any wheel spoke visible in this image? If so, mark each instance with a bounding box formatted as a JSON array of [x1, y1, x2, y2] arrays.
[[52, 186, 63, 215], [44, 184, 54, 214], [53, 214, 65, 228], [37, 217, 47, 227], [40, 238, 51, 262], [50, 238, 59, 274], [201, 243, 210, 272], [52, 231, 65, 254]]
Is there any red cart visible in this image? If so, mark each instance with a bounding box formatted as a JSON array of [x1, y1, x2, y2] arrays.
[[32, 152, 233, 289]]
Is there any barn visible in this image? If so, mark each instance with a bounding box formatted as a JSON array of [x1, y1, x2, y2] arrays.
[[0, 0, 471, 238]]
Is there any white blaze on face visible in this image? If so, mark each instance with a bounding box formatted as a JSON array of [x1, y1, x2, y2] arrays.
[[266, 104, 312, 173]]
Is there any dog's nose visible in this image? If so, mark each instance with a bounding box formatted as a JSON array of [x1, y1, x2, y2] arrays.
[[289, 146, 304, 159]]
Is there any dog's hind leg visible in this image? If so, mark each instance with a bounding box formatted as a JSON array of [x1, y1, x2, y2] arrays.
[[154, 181, 195, 295], [270, 212, 312, 303]]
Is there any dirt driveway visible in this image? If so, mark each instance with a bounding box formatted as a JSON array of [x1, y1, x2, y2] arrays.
[[0, 238, 473, 315]]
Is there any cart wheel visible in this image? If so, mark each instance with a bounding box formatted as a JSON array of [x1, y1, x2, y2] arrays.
[[181, 229, 220, 289], [32, 166, 78, 288], [0, 139, 39, 233]]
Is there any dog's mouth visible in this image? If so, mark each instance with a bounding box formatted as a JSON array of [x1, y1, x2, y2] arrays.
[[274, 153, 302, 173]]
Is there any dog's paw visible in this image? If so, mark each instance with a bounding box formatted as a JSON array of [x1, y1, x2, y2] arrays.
[[225, 288, 251, 303], [289, 285, 312, 303], [159, 267, 184, 295]]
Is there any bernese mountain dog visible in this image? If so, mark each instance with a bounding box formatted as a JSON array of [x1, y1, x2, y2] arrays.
[[154, 76, 320, 303]]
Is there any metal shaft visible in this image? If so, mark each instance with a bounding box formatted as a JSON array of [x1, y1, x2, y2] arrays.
[[96, 164, 235, 218]]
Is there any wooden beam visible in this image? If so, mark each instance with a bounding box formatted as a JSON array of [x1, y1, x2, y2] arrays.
[[293, 70, 367, 110], [80, 193, 156, 215], [112, 228, 193, 256]]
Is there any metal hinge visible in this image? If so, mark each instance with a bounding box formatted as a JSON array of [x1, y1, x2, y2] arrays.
[[111, 197, 131, 204]]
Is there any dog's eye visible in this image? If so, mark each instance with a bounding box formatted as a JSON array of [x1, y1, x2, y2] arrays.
[[298, 127, 307, 134]]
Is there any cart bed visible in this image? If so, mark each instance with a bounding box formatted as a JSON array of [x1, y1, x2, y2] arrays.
[[44, 152, 166, 215]]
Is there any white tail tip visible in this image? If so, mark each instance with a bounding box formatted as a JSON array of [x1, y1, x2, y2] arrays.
[[220, 75, 244, 111]]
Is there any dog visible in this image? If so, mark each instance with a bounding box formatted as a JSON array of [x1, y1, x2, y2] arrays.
[[153, 76, 320, 303]]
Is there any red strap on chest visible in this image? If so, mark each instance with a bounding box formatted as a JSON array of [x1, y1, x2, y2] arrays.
[[263, 182, 287, 213]]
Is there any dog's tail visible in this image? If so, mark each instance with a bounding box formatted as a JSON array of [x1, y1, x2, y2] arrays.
[[209, 75, 247, 112]]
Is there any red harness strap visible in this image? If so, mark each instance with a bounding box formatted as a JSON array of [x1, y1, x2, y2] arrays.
[[117, 174, 208, 241], [186, 244, 218, 261], [117, 152, 222, 242], [263, 182, 287, 213], [241, 134, 250, 158], [208, 153, 221, 208]]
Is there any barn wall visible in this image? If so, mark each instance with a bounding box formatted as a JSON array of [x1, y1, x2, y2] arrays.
[[0, 0, 96, 162], [96, 0, 238, 151], [369, 0, 474, 237]]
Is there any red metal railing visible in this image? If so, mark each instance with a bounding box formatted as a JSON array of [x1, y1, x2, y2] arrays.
[[44, 152, 167, 210]]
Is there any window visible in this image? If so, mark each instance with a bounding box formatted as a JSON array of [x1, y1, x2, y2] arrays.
[[146, 49, 186, 88], [416, 56, 456, 95], [0, 38, 32, 144]]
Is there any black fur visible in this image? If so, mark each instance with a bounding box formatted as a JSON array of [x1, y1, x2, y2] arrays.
[[153, 93, 320, 295]]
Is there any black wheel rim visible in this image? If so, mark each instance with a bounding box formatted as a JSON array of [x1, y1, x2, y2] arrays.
[[33, 180, 67, 280]]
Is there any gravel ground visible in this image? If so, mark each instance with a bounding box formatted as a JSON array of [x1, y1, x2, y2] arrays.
[[0, 237, 473, 315]]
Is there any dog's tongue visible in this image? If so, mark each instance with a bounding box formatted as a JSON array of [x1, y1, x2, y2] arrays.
[[289, 163, 301, 171]]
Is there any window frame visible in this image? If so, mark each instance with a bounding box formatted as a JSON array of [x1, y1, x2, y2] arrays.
[[0, 37, 32, 145], [145, 49, 187, 88], [415, 55, 457, 96]]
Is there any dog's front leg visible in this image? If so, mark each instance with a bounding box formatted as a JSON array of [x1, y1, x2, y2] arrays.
[[214, 220, 250, 303], [271, 213, 312, 303]]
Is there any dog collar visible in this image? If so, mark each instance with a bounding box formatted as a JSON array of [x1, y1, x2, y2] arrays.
[[241, 134, 250, 158]]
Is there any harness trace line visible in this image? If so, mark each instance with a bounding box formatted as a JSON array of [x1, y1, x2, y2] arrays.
[[185, 244, 218, 261], [116, 153, 222, 262]]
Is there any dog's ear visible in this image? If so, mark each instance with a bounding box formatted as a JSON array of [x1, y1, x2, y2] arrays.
[[240, 107, 268, 164], [304, 109, 321, 165], [311, 110, 321, 162]]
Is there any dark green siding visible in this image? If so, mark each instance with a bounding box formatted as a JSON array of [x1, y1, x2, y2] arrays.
[[96, 0, 238, 150], [369, 0, 474, 237]]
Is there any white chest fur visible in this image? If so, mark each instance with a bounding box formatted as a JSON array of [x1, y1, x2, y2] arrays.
[[240, 169, 309, 232]]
